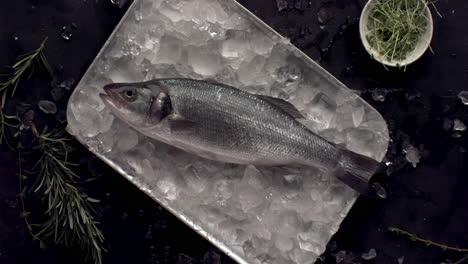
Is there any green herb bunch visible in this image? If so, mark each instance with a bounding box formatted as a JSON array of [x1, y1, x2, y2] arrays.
[[1, 38, 105, 264], [366, 0, 429, 62], [32, 128, 104, 264], [0, 39, 52, 146]]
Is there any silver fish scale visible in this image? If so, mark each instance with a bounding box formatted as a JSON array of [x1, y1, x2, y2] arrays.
[[156, 79, 341, 168]]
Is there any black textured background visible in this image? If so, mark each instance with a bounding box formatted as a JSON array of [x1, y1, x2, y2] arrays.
[[1, 0, 467, 263]]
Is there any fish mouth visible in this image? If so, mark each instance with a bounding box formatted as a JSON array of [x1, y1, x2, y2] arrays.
[[99, 83, 124, 109]]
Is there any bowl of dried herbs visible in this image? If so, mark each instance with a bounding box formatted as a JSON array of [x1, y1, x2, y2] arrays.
[[360, 0, 433, 67]]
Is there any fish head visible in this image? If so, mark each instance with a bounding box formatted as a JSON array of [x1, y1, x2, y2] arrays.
[[100, 82, 171, 127]]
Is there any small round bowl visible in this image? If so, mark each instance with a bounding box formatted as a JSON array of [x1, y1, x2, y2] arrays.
[[359, 0, 434, 67]]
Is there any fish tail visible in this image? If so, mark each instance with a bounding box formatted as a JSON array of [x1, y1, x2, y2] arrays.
[[335, 148, 382, 196]]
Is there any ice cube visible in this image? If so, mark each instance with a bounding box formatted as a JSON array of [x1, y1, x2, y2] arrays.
[[352, 105, 365, 127], [305, 93, 337, 130], [159, 4, 183, 22], [458, 90, 468, 105], [242, 165, 271, 190], [318, 7, 334, 25], [275, 235, 293, 252], [38, 100, 57, 114], [220, 38, 252, 69], [237, 55, 268, 86], [69, 91, 114, 137], [212, 179, 234, 205], [157, 177, 178, 201], [372, 88, 388, 102], [297, 223, 328, 255], [236, 185, 264, 212], [403, 144, 421, 168], [275, 210, 302, 236], [115, 127, 139, 152], [276, 0, 288, 11], [187, 46, 221, 76], [156, 35, 183, 64], [345, 128, 377, 158], [222, 13, 248, 30], [250, 34, 275, 56], [182, 162, 210, 193], [275, 64, 302, 85], [398, 256, 405, 264], [453, 119, 466, 131], [361, 248, 377, 260]]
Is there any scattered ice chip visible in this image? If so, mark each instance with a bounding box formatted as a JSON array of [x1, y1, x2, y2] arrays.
[[38, 100, 57, 114], [276, 0, 288, 11], [372, 183, 387, 199], [398, 256, 405, 264], [453, 119, 466, 131], [335, 250, 347, 263], [403, 144, 421, 168], [58, 78, 76, 90], [8, 199, 18, 209], [372, 88, 388, 102], [60, 26, 72, 41], [318, 7, 334, 25], [51, 87, 64, 101], [458, 90, 468, 105], [361, 248, 377, 260]]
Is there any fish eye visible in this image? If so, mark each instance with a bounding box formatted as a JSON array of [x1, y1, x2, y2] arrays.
[[122, 89, 137, 101]]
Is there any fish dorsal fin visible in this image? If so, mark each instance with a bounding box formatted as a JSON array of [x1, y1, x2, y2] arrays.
[[257, 95, 305, 119]]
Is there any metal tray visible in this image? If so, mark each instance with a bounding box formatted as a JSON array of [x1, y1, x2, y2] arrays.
[[67, 0, 388, 263]]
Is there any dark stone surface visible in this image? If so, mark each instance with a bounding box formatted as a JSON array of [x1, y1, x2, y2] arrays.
[[0, 0, 467, 263]]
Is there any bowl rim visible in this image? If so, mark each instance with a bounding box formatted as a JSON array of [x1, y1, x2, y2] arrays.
[[359, 0, 434, 67]]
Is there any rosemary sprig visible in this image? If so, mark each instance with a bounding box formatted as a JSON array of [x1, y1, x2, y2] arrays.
[[0, 39, 105, 264], [0, 38, 52, 102], [389, 227, 468, 252], [0, 37, 52, 145], [31, 127, 105, 264], [389, 227, 468, 264], [366, 0, 429, 62]]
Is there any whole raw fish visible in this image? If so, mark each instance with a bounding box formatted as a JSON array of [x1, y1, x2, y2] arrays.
[[100, 79, 380, 193]]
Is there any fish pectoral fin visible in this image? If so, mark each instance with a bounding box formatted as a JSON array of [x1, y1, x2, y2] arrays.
[[257, 95, 305, 119], [168, 114, 196, 132]]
